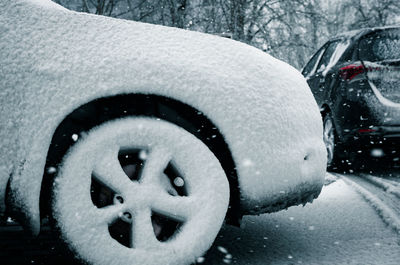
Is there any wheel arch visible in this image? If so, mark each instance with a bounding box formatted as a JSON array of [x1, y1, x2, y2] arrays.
[[320, 103, 344, 140], [40, 94, 242, 226]]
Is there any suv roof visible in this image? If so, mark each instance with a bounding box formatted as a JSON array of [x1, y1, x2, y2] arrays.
[[334, 25, 400, 41]]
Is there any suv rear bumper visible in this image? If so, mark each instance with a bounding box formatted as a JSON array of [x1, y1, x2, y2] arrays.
[[341, 125, 400, 158]]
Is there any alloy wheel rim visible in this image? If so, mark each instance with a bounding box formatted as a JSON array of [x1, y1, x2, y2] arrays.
[[52, 118, 230, 265], [89, 145, 193, 249]]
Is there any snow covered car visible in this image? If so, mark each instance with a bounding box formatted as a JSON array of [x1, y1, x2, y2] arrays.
[[0, 0, 326, 264]]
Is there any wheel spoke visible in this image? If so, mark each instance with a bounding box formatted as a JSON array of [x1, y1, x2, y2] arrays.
[[152, 192, 194, 222], [93, 146, 132, 194], [130, 208, 159, 249], [96, 204, 126, 225], [323, 119, 335, 147], [326, 145, 334, 162], [325, 120, 332, 132], [141, 147, 172, 185], [323, 118, 336, 164]]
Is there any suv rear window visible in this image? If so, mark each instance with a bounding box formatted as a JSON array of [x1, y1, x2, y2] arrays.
[[358, 28, 400, 61]]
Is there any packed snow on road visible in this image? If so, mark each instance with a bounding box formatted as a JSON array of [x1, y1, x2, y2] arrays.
[[203, 173, 400, 265]]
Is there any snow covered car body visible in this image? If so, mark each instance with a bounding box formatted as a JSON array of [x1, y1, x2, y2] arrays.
[[1, 0, 326, 264]]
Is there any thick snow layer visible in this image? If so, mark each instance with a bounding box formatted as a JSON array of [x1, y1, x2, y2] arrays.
[[28, 0, 66, 10], [0, 0, 326, 233], [53, 118, 229, 265]]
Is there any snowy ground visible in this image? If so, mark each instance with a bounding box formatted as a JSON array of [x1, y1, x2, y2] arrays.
[[202, 172, 400, 265], [1, 171, 400, 265]]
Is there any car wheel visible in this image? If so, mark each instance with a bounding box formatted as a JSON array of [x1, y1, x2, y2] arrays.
[[323, 114, 338, 170], [51, 117, 230, 265]]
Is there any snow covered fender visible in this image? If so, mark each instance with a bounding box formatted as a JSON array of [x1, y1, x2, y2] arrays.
[[0, 0, 326, 235]]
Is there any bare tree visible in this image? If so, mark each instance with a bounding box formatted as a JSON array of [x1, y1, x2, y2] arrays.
[[52, 0, 400, 69]]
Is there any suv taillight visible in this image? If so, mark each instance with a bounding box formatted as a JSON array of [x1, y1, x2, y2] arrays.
[[339, 64, 365, 81], [339, 64, 381, 81]]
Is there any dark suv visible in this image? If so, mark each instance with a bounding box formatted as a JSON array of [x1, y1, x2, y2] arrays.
[[302, 26, 400, 169]]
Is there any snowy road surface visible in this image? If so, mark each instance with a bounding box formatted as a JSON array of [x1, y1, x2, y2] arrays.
[[204, 173, 400, 265], [1, 173, 400, 265]]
